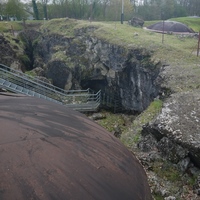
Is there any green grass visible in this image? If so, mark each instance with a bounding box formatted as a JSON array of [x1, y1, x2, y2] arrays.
[[25, 70, 37, 77], [121, 99, 163, 148], [0, 20, 43, 33], [97, 111, 127, 133], [153, 161, 181, 182], [0, 21, 23, 32], [43, 18, 199, 67], [43, 18, 79, 37], [81, 20, 199, 67], [2, 17, 196, 69], [153, 194, 164, 200]]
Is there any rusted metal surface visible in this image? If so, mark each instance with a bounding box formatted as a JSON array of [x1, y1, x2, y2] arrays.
[[0, 93, 152, 200]]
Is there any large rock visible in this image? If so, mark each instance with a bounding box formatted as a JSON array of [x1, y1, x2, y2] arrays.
[[128, 17, 144, 27], [45, 60, 73, 90], [142, 91, 200, 167], [0, 93, 152, 200]]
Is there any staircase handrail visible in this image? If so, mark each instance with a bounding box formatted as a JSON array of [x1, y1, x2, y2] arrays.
[[0, 64, 90, 95], [0, 63, 101, 111], [0, 68, 66, 101], [0, 65, 91, 100]]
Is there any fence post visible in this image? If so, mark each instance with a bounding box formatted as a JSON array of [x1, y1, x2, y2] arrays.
[[197, 31, 200, 57]]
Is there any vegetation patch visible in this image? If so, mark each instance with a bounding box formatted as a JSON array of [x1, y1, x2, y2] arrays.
[[97, 111, 128, 133], [121, 99, 163, 148], [96, 100, 162, 148], [19, 54, 31, 66], [25, 70, 37, 77], [0, 21, 23, 33], [43, 18, 79, 37], [153, 161, 181, 182]]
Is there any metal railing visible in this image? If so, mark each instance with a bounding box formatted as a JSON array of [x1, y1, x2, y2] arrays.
[[0, 64, 101, 112], [101, 91, 123, 113]]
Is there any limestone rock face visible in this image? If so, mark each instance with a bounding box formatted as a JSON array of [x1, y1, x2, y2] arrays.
[[45, 60, 72, 90], [142, 91, 200, 167], [0, 35, 20, 68], [32, 26, 162, 112], [83, 36, 162, 112]]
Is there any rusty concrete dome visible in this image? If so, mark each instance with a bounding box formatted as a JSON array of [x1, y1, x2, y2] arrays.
[[0, 93, 152, 200], [147, 20, 195, 33]]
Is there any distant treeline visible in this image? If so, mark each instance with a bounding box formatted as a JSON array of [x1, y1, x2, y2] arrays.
[[137, 0, 200, 20], [0, 0, 199, 21]]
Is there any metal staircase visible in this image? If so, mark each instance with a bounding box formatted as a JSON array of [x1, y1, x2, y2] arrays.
[[0, 64, 101, 112], [101, 91, 123, 113]]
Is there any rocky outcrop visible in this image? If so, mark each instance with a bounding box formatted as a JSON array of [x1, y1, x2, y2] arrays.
[[132, 89, 200, 198], [0, 34, 20, 69], [4, 25, 161, 113], [18, 30, 42, 70], [134, 91, 200, 198], [128, 17, 144, 27], [29, 26, 162, 112], [140, 91, 200, 168], [45, 60, 73, 90], [83, 36, 162, 112]]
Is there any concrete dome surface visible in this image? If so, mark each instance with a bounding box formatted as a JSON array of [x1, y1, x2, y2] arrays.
[[0, 93, 152, 200], [147, 20, 195, 33]]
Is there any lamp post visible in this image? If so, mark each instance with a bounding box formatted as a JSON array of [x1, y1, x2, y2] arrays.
[[162, 20, 165, 44], [121, 0, 124, 24]]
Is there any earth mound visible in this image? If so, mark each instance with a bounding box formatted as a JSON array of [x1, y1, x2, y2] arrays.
[[147, 21, 195, 33]]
